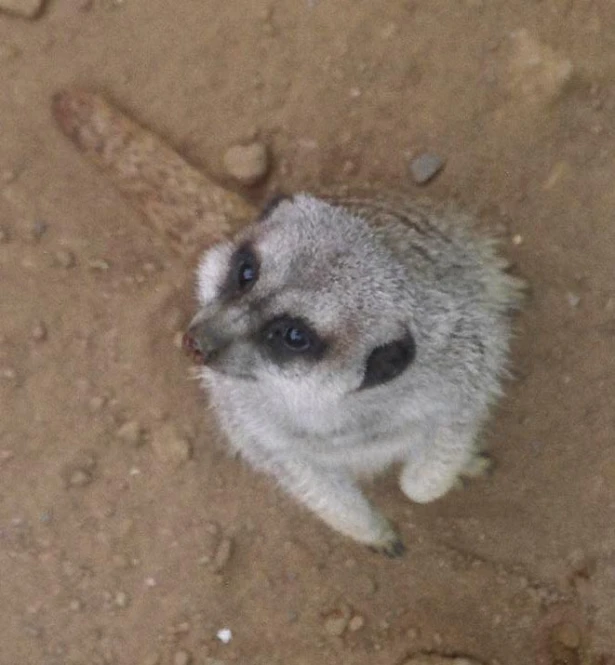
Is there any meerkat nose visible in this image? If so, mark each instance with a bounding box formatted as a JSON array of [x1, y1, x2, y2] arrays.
[[183, 318, 231, 365], [182, 330, 206, 364]]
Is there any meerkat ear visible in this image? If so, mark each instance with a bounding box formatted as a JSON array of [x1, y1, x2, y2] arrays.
[[360, 333, 416, 390], [256, 193, 292, 222]]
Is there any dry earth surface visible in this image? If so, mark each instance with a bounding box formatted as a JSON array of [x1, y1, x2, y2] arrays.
[[1, 1, 615, 664]]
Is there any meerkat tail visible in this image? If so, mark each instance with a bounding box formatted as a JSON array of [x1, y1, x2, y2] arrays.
[[51, 89, 255, 254]]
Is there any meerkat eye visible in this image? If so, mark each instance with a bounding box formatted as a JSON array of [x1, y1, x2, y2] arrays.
[[260, 316, 326, 363], [360, 332, 416, 390], [233, 245, 259, 291], [238, 258, 256, 287], [284, 326, 310, 351]]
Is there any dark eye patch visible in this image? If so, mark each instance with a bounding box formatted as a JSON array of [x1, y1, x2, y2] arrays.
[[260, 315, 327, 364], [360, 332, 416, 390], [256, 193, 292, 223]]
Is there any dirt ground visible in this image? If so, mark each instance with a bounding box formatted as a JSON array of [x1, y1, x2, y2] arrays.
[[1, 1, 615, 664]]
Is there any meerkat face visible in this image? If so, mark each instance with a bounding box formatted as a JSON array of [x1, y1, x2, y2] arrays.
[[184, 194, 416, 400]]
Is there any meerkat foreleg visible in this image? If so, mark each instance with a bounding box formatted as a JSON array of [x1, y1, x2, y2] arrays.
[[272, 459, 405, 557]]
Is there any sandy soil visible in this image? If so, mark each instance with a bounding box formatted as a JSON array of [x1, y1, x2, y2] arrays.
[[1, 1, 615, 664]]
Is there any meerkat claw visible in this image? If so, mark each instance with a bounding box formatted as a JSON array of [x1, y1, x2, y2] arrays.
[[369, 535, 406, 558], [460, 452, 495, 479]]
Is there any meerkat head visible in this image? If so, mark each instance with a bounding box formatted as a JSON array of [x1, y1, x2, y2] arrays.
[[184, 194, 417, 402]]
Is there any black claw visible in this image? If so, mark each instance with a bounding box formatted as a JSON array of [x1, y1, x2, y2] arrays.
[[480, 452, 496, 475], [368, 538, 406, 558], [387, 538, 406, 558]]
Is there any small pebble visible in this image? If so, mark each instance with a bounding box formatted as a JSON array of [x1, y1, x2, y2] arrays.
[[223, 142, 269, 186], [88, 396, 107, 412], [88, 258, 110, 271], [54, 249, 76, 269], [171, 621, 191, 635], [512, 234, 523, 245], [0, 449, 14, 465], [1, 367, 17, 380], [323, 609, 349, 636], [142, 261, 158, 273], [68, 468, 92, 488], [173, 650, 192, 665], [348, 615, 365, 632], [216, 627, 232, 644], [151, 423, 192, 467], [31, 321, 47, 342], [409, 153, 445, 184], [507, 29, 573, 105], [212, 537, 233, 572], [205, 521, 221, 535], [543, 161, 568, 190], [117, 420, 144, 447], [114, 591, 129, 608], [145, 577, 157, 587], [0, 0, 45, 18], [342, 159, 358, 176], [69, 599, 83, 612], [566, 292, 580, 308]]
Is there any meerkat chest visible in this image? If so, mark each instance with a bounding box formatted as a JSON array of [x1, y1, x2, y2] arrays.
[[209, 376, 434, 473]]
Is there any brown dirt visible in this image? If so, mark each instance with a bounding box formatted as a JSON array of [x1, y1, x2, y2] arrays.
[[1, 1, 615, 664]]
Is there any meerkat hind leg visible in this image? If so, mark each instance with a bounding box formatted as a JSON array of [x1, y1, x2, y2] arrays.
[[399, 424, 486, 504]]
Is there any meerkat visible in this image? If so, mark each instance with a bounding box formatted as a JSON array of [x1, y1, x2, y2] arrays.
[[183, 190, 523, 556]]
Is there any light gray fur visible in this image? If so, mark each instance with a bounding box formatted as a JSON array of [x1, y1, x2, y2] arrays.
[[189, 191, 523, 554]]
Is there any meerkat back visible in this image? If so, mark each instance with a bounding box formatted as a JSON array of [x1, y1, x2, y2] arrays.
[[184, 190, 523, 555]]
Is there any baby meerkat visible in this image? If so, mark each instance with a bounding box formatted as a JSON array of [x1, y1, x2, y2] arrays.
[[184, 190, 523, 556]]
